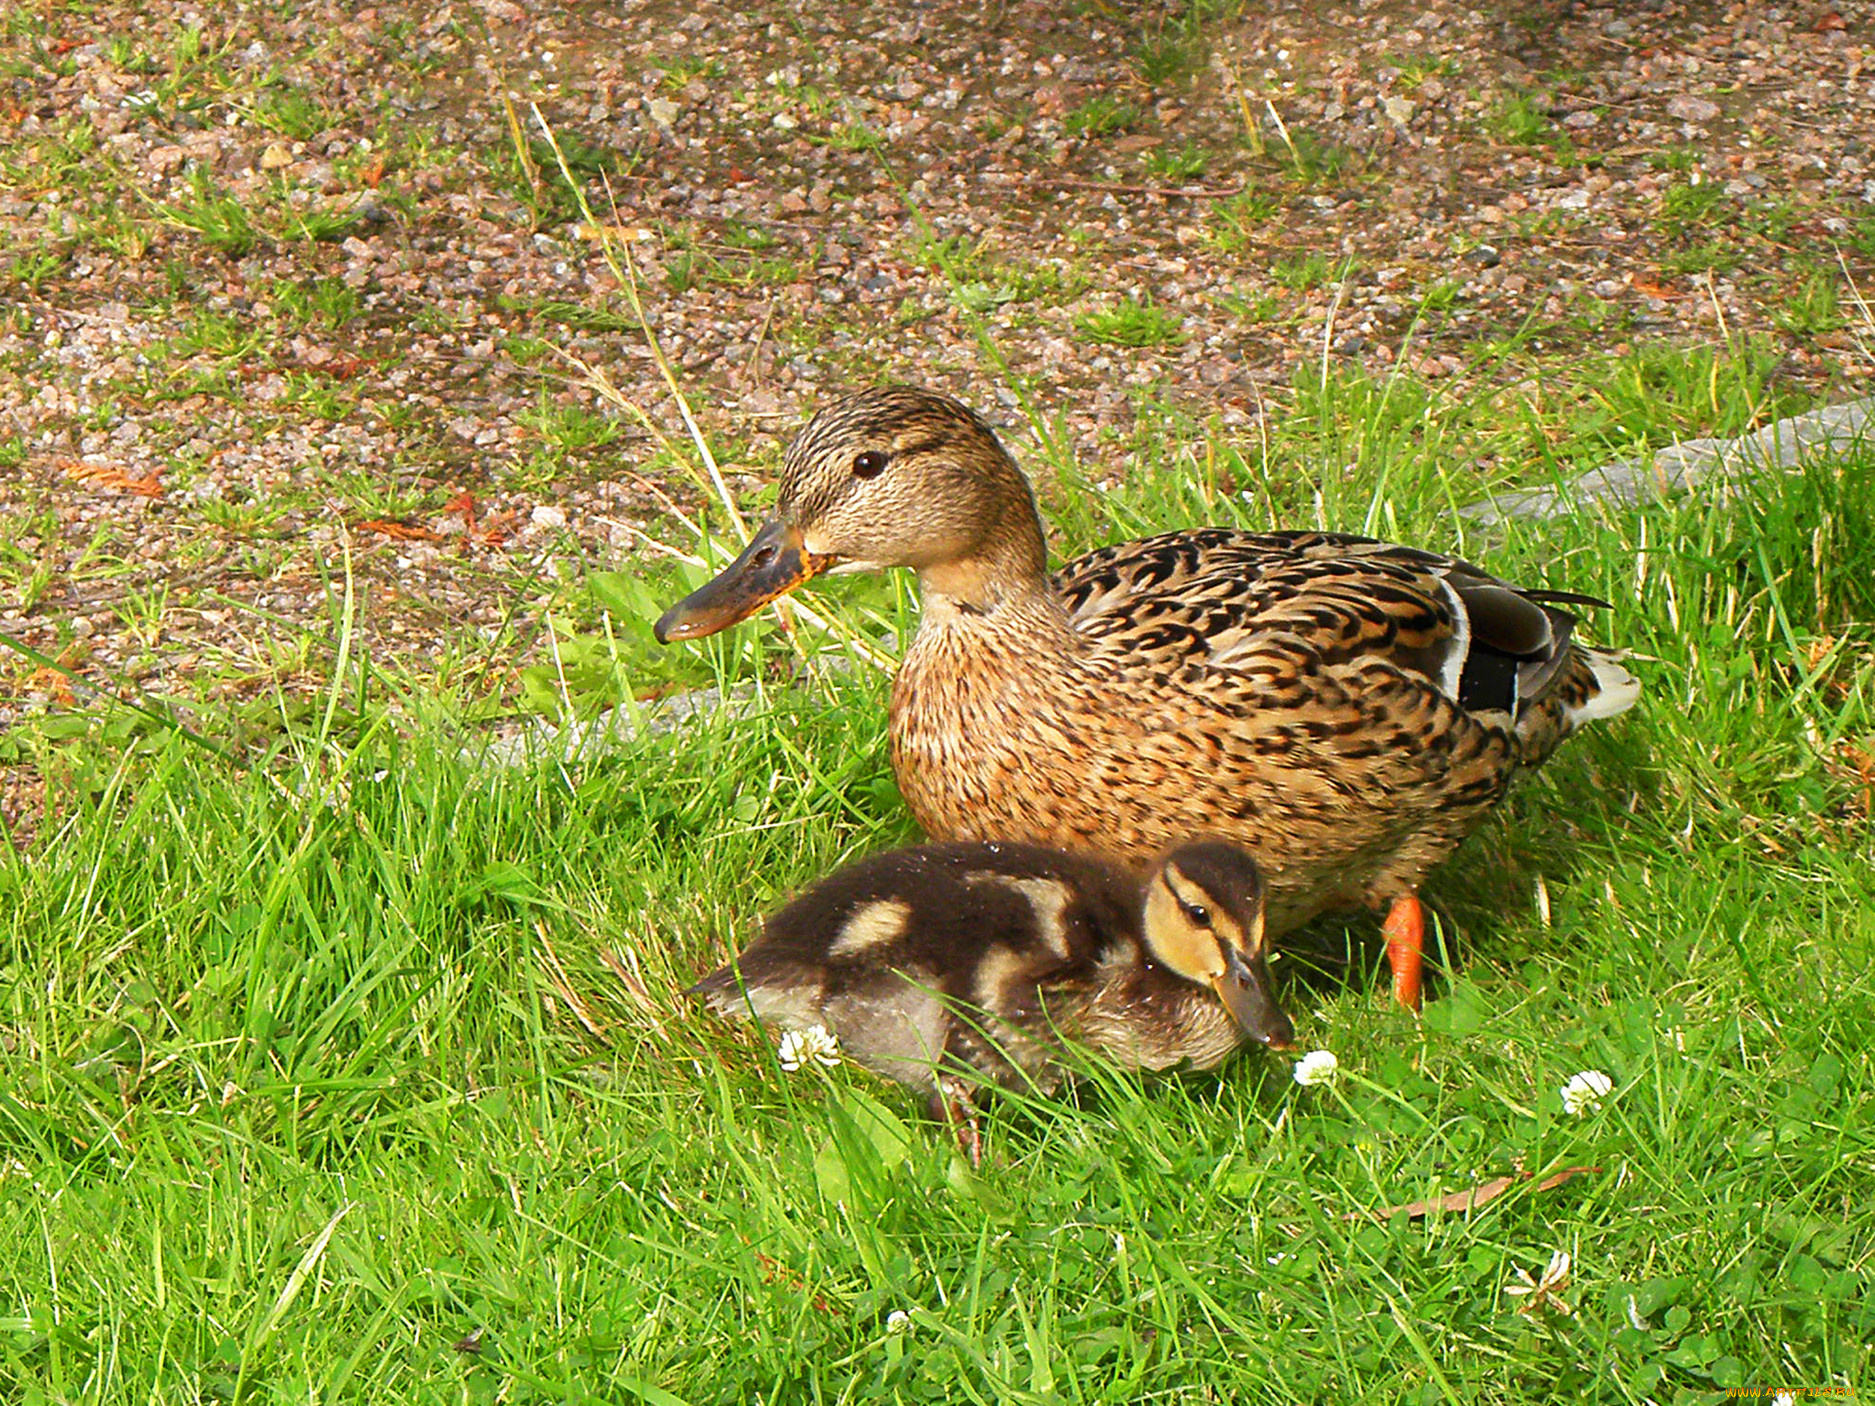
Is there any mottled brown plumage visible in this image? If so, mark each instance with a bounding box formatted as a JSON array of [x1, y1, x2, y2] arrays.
[[689, 839, 1293, 1159], [659, 387, 1640, 1006]]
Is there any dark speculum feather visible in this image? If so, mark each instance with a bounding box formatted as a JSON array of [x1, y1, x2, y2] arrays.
[[1450, 582, 1583, 713], [1457, 648, 1522, 713]]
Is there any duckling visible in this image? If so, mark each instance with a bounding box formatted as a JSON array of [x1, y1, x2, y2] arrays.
[[689, 839, 1294, 1161], [658, 387, 1641, 1009]]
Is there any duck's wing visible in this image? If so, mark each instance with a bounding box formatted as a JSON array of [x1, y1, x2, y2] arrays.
[[1053, 529, 1635, 729]]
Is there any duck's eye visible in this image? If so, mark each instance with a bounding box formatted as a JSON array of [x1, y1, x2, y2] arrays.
[[852, 450, 889, 479], [1181, 902, 1212, 929]]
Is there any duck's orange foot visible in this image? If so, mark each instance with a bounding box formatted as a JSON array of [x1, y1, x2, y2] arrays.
[[1382, 894, 1425, 1011]]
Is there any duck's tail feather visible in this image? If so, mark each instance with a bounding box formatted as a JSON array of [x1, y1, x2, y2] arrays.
[[1564, 646, 1641, 727]]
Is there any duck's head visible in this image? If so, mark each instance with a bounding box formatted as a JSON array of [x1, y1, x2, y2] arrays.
[[1143, 842, 1295, 1050], [655, 387, 1048, 643]]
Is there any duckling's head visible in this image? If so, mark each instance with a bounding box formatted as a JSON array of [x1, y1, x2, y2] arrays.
[[1143, 842, 1295, 1049], [656, 387, 1049, 642]]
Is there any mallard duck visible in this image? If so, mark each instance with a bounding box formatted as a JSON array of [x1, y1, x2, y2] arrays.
[[690, 838, 1294, 1161], [659, 387, 1640, 1009]]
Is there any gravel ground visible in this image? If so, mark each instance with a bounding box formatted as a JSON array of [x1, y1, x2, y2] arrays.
[[2, 0, 1872, 842]]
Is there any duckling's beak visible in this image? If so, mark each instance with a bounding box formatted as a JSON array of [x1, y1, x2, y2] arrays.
[[1214, 948, 1295, 1050], [654, 518, 837, 643]]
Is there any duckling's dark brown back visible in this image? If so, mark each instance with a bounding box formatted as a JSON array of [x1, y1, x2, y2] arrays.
[[692, 841, 1139, 1009]]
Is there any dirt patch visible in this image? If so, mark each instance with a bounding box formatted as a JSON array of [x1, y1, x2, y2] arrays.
[[1, 0, 1871, 837]]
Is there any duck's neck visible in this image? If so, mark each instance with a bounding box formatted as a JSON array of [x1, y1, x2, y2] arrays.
[[915, 516, 1055, 619]]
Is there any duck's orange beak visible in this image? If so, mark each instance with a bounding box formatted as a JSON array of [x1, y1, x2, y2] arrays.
[[654, 518, 837, 643]]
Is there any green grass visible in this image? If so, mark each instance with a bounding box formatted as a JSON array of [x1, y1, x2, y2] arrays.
[[154, 169, 262, 257], [1075, 298, 1185, 348], [811, 121, 885, 153], [1770, 271, 1847, 339], [1062, 96, 1141, 140], [1143, 142, 1211, 182], [1657, 179, 1728, 240], [1271, 250, 1338, 291], [4, 359, 1873, 1400], [1132, 21, 1208, 89], [1660, 241, 1744, 278], [1487, 93, 1561, 148], [910, 232, 1091, 316], [1392, 55, 1462, 91], [1206, 190, 1282, 255], [1267, 128, 1356, 184]]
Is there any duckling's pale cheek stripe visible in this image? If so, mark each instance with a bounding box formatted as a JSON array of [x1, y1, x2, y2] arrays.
[[826, 899, 913, 958]]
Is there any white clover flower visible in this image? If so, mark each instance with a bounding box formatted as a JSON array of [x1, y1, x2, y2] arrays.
[[1292, 1050, 1340, 1087], [1773, 1393, 1795, 1406], [1560, 1069, 1614, 1116], [776, 1024, 842, 1072], [885, 1310, 913, 1334]]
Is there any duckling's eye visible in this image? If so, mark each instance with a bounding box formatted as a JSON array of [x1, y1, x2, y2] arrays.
[[852, 450, 889, 479], [1181, 901, 1212, 929]]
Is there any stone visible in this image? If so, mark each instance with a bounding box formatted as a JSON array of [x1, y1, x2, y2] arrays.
[[1667, 94, 1721, 124], [1460, 397, 1875, 525]]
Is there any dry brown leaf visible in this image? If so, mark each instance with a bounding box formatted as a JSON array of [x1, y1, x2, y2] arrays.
[[751, 1250, 838, 1314], [353, 518, 446, 542], [62, 460, 163, 498], [535, 920, 604, 1036], [1825, 739, 1875, 821], [474, 509, 515, 547], [600, 945, 656, 1014], [320, 355, 375, 380], [574, 221, 653, 242], [1628, 272, 1682, 300], [23, 643, 89, 706], [26, 667, 77, 706], [1360, 1165, 1601, 1220]]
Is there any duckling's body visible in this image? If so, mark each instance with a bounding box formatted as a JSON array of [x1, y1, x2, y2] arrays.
[[660, 388, 1640, 1007], [690, 840, 1293, 1149]]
